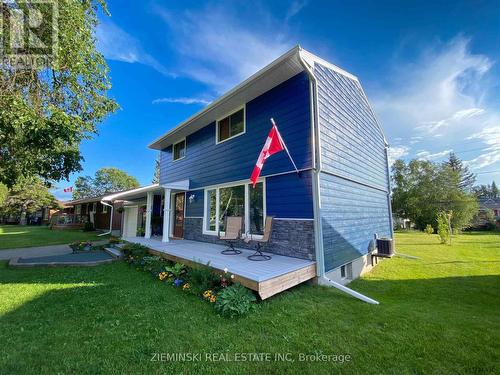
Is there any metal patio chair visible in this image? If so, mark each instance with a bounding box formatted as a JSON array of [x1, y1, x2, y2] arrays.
[[245, 216, 273, 261], [219, 216, 243, 255]]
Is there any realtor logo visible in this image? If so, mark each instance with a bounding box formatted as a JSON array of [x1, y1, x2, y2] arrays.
[[1, 0, 58, 69]]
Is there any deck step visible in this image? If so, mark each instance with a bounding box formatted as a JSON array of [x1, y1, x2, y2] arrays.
[[104, 247, 123, 259]]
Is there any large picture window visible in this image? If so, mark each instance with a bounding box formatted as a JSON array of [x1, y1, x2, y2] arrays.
[[216, 108, 245, 143], [204, 181, 264, 236]]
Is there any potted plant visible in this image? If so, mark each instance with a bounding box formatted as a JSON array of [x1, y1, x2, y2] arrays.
[[82, 241, 92, 251], [69, 242, 80, 253]]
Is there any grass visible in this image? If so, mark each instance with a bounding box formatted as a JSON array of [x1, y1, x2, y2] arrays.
[[0, 231, 498, 374], [0, 225, 108, 250]]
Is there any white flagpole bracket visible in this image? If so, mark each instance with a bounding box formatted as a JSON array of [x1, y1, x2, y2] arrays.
[[270, 118, 300, 176]]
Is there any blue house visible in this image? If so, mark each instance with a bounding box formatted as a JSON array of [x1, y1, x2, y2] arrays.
[[106, 46, 393, 296]]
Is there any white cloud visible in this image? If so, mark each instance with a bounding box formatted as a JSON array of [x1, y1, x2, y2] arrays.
[[465, 125, 500, 169], [152, 97, 211, 105], [387, 146, 410, 165], [415, 149, 453, 161], [96, 18, 172, 77], [155, 5, 293, 93], [372, 36, 500, 180], [285, 0, 309, 21]]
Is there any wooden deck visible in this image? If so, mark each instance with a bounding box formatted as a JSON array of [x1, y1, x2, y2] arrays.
[[122, 237, 316, 299]]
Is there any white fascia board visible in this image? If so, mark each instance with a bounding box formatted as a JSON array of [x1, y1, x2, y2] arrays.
[[102, 184, 160, 202], [299, 48, 359, 82], [162, 179, 190, 191]]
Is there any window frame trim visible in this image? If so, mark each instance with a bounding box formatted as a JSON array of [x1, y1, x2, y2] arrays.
[[172, 138, 187, 162], [202, 177, 266, 238], [215, 105, 246, 145]]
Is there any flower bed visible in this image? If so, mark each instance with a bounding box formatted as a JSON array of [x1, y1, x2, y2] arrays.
[[69, 241, 94, 253], [121, 243, 257, 318]]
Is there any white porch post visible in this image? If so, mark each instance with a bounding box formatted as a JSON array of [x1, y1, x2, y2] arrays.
[[162, 188, 172, 242], [145, 191, 153, 239]]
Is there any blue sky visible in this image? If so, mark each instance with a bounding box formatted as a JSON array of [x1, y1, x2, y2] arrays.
[[53, 0, 500, 199]]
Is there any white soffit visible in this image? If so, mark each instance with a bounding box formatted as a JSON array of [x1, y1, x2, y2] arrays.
[[103, 184, 161, 202]]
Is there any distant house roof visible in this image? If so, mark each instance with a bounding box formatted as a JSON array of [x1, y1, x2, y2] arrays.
[[479, 197, 500, 210], [62, 189, 133, 206], [148, 46, 364, 151]]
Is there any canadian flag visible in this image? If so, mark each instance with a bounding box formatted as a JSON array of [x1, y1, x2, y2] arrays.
[[250, 119, 285, 187], [63, 187, 73, 193]]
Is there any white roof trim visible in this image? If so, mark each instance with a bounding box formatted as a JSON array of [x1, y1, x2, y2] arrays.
[[299, 49, 359, 82], [102, 184, 160, 202], [163, 179, 190, 191]]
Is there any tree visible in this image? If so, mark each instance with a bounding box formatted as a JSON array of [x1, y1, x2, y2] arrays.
[[0, 1, 118, 187], [152, 154, 161, 184], [72, 168, 140, 199], [391, 159, 478, 231], [0, 177, 59, 225], [445, 152, 476, 192], [437, 211, 451, 245], [0, 183, 7, 207], [492, 181, 499, 198], [473, 181, 499, 198]]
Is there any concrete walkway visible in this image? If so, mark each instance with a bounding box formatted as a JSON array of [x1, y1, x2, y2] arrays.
[[0, 240, 109, 260], [0, 244, 72, 260]]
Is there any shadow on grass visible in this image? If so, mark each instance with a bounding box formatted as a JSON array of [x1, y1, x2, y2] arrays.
[[0, 261, 499, 374]]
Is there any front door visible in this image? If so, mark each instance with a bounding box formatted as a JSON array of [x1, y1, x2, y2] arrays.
[[173, 193, 185, 238]]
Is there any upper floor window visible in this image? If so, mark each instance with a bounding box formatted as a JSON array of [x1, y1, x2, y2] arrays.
[[173, 139, 186, 161], [216, 107, 245, 144]]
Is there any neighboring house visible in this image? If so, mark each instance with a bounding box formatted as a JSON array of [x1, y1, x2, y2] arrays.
[[475, 197, 500, 229], [104, 46, 393, 288], [55, 196, 123, 234]]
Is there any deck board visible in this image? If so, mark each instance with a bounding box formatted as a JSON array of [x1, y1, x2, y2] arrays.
[[122, 237, 315, 283]]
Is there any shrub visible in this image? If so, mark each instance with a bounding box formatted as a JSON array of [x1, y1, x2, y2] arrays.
[[108, 237, 121, 245], [215, 283, 257, 318], [437, 211, 451, 245], [142, 256, 165, 273], [424, 224, 434, 235], [188, 262, 222, 296], [164, 262, 186, 279], [83, 221, 95, 232], [122, 243, 149, 259]]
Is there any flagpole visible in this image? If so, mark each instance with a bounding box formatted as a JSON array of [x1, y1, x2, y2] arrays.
[[270, 118, 300, 175]]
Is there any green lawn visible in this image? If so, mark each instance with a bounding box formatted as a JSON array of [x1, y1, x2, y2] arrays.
[[0, 231, 498, 374], [0, 225, 108, 250]]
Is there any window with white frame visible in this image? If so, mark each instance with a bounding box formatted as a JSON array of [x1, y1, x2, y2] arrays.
[[91, 202, 97, 213], [204, 181, 264, 236], [216, 108, 245, 143], [173, 139, 186, 161], [75, 205, 81, 215], [102, 204, 108, 214]]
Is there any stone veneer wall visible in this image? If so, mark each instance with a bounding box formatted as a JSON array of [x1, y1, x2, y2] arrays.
[[183, 218, 315, 260]]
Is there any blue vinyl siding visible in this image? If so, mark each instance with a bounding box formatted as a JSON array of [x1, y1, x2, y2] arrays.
[[315, 63, 392, 271], [159, 72, 312, 190], [320, 174, 391, 271], [185, 189, 204, 217], [315, 65, 388, 189], [266, 170, 314, 219], [182, 174, 314, 220]]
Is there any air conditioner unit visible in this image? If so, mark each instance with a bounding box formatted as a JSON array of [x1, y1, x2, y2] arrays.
[[376, 238, 394, 256]]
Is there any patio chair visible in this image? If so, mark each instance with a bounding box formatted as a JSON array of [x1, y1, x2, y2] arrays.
[[245, 216, 273, 261], [219, 216, 243, 255]]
